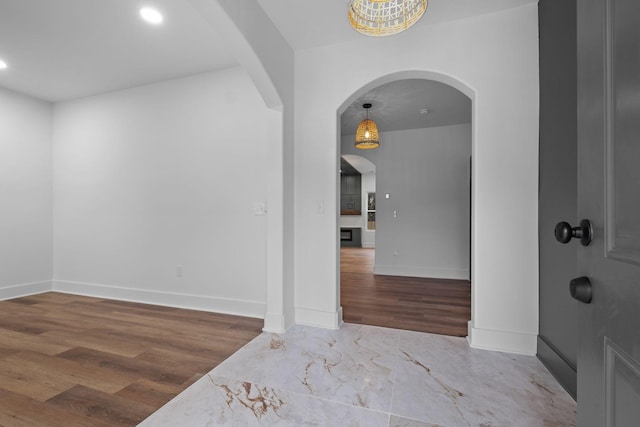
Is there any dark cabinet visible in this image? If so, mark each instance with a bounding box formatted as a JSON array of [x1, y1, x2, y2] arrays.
[[340, 227, 362, 247], [340, 174, 361, 215]]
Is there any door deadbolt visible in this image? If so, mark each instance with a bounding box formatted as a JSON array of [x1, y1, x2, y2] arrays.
[[570, 276, 592, 304]]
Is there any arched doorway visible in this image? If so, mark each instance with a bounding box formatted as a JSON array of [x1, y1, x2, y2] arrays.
[[336, 72, 474, 336]]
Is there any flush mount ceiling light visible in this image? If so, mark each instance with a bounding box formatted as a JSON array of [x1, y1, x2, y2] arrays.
[[0, 59, 7, 70], [140, 7, 164, 25], [348, 0, 428, 37], [355, 103, 380, 150]]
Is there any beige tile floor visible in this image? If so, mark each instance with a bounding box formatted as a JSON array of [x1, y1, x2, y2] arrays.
[[141, 324, 576, 426]]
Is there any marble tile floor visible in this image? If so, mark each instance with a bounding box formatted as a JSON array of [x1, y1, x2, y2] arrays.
[[140, 324, 576, 426]]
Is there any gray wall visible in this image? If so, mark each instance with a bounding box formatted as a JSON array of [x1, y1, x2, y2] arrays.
[[537, 0, 578, 399], [52, 69, 269, 317], [342, 124, 471, 280], [0, 87, 53, 298]]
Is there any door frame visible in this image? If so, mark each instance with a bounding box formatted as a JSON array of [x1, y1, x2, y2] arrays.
[[334, 70, 476, 334]]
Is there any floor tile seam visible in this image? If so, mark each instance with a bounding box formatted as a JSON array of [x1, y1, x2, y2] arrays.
[[387, 408, 444, 426], [318, 322, 400, 415], [215, 324, 409, 416], [207, 372, 394, 419], [387, 335, 403, 415], [293, 391, 392, 419], [210, 352, 399, 414]]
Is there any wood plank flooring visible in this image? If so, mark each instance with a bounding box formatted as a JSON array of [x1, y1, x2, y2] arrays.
[[340, 247, 471, 336], [0, 292, 263, 426]]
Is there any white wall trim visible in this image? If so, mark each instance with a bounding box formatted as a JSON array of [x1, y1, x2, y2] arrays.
[[467, 321, 537, 355], [263, 312, 288, 333], [52, 280, 265, 319], [264, 108, 288, 333], [0, 281, 52, 300], [361, 243, 376, 249], [295, 306, 343, 330], [373, 265, 470, 281]]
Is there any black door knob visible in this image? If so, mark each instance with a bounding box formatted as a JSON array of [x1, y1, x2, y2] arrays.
[[570, 276, 592, 304], [554, 219, 592, 246]]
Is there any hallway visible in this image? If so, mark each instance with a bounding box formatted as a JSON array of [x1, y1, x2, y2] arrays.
[[341, 248, 471, 336]]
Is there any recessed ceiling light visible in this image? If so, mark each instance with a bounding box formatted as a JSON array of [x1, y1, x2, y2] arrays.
[[419, 108, 430, 116], [140, 7, 163, 25], [0, 59, 7, 70]]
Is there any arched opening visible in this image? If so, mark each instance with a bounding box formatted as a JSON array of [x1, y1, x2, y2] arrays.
[[336, 71, 475, 336]]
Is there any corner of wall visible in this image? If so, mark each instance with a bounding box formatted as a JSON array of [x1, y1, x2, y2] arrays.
[[263, 312, 287, 333], [295, 306, 343, 330], [467, 321, 538, 355]]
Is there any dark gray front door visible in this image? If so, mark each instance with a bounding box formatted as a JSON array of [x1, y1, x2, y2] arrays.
[[577, 0, 640, 425]]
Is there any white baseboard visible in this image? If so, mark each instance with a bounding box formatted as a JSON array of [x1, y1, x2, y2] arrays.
[[52, 280, 266, 319], [263, 312, 288, 333], [295, 306, 343, 330], [467, 321, 537, 355], [373, 265, 469, 280], [0, 280, 52, 300], [361, 243, 376, 249]]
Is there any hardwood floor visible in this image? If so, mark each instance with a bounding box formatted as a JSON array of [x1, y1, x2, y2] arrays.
[[341, 247, 471, 336], [0, 292, 263, 426]]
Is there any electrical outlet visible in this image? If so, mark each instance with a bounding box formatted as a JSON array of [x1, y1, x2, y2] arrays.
[[176, 265, 183, 277], [254, 202, 267, 216], [393, 249, 399, 256]]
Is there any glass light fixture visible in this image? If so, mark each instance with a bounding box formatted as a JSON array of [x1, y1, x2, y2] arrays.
[[348, 0, 428, 37], [355, 103, 380, 150]]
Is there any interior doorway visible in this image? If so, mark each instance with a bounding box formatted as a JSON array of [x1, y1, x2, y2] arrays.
[[338, 78, 472, 336], [340, 246, 470, 336]]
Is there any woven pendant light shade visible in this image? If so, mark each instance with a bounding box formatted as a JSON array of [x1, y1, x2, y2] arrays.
[[348, 0, 428, 37], [355, 104, 380, 149]]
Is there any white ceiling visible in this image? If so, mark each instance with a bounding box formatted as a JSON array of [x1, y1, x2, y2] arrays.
[[0, 0, 537, 110], [257, 0, 539, 50], [341, 79, 471, 136], [0, 0, 237, 102]]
